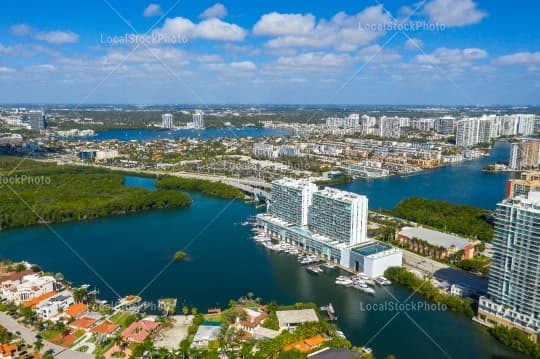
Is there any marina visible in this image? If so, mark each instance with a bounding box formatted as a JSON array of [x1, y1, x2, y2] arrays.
[[0, 161, 526, 358], [251, 231, 389, 297]]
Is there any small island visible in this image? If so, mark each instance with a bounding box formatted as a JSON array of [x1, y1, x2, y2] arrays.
[[174, 250, 187, 261]]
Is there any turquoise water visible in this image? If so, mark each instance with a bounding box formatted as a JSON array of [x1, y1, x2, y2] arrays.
[[339, 141, 515, 210], [0, 141, 527, 358], [123, 176, 156, 190], [91, 127, 289, 141]]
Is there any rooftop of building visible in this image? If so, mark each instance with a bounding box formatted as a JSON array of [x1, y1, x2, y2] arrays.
[[252, 326, 280, 339], [283, 335, 325, 353], [501, 191, 540, 211], [121, 320, 159, 343], [399, 226, 470, 250], [23, 291, 57, 308], [70, 317, 97, 329], [193, 324, 222, 343], [307, 348, 363, 359], [276, 309, 319, 326], [272, 177, 316, 190], [315, 187, 367, 202], [65, 303, 87, 317], [91, 321, 120, 335], [352, 242, 394, 257]]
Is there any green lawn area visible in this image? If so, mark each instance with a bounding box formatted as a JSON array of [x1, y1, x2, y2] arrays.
[[40, 329, 62, 340], [110, 311, 137, 329]]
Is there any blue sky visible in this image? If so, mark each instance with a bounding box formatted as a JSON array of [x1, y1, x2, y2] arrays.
[[0, 0, 539, 105]]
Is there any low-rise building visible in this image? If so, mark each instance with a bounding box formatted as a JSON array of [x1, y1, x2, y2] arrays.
[[192, 323, 221, 348], [36, 291, 74, 320], [275, 309, 319, 331], [1, 274, 55, 304], [91, 321, 121, 338], [252, 326, 280, 340], [121, 320, 159, 343], [398, 227, 475, 259]]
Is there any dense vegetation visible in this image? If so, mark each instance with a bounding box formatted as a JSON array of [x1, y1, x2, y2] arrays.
[[384, 267, 475, 317], [0, 156, 191, 230], [490, 326, 540, 358], [391, 197, 493, 241], [156, 176, 245, 199]]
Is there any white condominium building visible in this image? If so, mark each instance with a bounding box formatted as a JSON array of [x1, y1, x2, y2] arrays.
[[456, 116, 495, 147], [269, 178, 317, 226], [379, 116, 401, 138], [478, 192, 540, 337], [161, 113, 174, 129], [308, 187, 368, 245], [192, 110, 205, 129]]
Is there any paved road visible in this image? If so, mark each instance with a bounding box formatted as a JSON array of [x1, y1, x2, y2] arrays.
[[0, 312, 92, 359], [402, 249, 488, 294]]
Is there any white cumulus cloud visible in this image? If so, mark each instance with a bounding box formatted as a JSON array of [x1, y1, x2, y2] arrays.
[[199, 3, 228, 19], [404, 38, 424, 50], [493, 52, 540, 67], [424, 0, 487, 27], [416, 47, 487, 66], [10, 24, 33, 36], [35, 31, 79, 44], [143, 4, 163, 17], [154, 17, 246, 42], [253, 12, 315, 36], [0, 66, 15, 73], [254, 6, 391, 52]]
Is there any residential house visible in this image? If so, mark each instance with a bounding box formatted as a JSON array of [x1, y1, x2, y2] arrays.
[[91, 321, 120, 338], [191, 323, 221, 348], [276, 309, 319, 331], [121, 320, 159, 343], [36, 291, 74, 320]]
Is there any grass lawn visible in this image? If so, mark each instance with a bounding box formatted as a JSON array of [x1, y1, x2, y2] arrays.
[[110, 311, 137, 329]]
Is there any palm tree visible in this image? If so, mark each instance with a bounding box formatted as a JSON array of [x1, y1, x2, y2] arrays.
[[182, 305, 189, 317], [33, 339, 44, 353], [191, 307, 198, 316], [246, 292, 254, 301]]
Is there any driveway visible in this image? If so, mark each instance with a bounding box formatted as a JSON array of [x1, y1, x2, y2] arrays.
[[0, 312, 93, 358], [402, 249, 488, 294]]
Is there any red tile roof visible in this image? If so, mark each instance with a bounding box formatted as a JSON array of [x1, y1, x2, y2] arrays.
[[70, 317, 97, 329], [23, 291, 57, 308], [283, 335, 326, 353], [0, 270, 34, 284], [121, 320, 159, 343], [65, 303, 87, 318], [91, 321, 120, 335]]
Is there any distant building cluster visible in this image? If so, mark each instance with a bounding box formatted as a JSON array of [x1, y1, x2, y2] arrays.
[[78, 149, 119, 162], [189, 110, 205, 129], [256, 178, 402, 277], [509, 140, 540, 170], [320, 113, 538, 147], [161, 113, 174, 129], [456, 114, 536, 147], [252, 143, 299, 159], [27, 110, 47, 131]]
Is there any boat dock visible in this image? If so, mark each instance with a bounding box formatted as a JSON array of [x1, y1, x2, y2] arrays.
[[320, 303, 337, 321]]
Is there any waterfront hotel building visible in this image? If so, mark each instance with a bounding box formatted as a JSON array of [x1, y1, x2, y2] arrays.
[[256, 178, 402, 277], [477, 191, 540, 341]]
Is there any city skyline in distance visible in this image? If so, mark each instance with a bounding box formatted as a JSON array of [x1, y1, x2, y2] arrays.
[[0, 0, 539, 105]]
